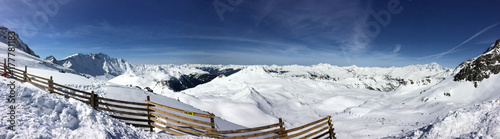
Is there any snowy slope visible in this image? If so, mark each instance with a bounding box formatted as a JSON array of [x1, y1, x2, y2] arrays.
[[152, 41, 499, 138], [390, 99, 500, 139], [0, 42, 243, 138], [3, 27, 500, 138], [379, 39, 500, 139], [160, 65, 449, 130], [0, 78, 178, 138]]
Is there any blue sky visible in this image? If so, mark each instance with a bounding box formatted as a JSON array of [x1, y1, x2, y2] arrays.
[[1, 0, 499, 68]]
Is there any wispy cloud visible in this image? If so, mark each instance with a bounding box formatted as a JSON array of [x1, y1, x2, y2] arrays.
[[393, 44, 401, 53], [172, 35, 291, 47], [241, 0, 371, 54], [419, 23, 500, 59], [45, 21, 135, 38]]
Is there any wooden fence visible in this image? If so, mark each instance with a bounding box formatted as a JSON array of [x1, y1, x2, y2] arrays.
[[1, 59, 154, 131], [1, 59, 336, 138]]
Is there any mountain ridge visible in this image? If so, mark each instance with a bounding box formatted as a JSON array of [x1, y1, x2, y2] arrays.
[[454, 39, 500, 85], [45, 53, 132, 77], [0, 26, 39, 57]]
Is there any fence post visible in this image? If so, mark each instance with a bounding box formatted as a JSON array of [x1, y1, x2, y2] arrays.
[[327, 116, 335, 139], [3, 59, 6, 73], [23, 66, 27, 82], [210, 114, 216, 129], [91, 91, 97, 108], [146, 96, 154, 132], [48, 76, 54, 93], [205, 114, 218, 138], [278, 118, 287, 137]]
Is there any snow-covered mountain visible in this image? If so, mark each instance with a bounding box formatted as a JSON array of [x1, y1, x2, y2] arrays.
[[261, 62, 450, 92], [109, 64, 243, 92], [43, 55, 57, 63], [454, 39, 500, 86], [0, 26, 39, 57], [3, 27, 500, 138], [48, 50, 450, 93], [0, 41, 239, 139], [45, 54, 243, 91], [47, 53, 132, 78], [107, 62, 450, 93], [144, 40, 499, 138]]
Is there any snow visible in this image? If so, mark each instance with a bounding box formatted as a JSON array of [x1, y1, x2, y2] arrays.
[[0, 42, 235, 138], [391, 99, 500, 139], [2, 38, 500, 139], [108, 64, 208, 90], [0, 78, 187, 139], [314, 96, 365, 113]]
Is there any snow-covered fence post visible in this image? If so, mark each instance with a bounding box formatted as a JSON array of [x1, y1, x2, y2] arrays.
[[48, 76, 54, 93], [146, 96, 154, 132], [327, 116, 336, 139], [23, 66, 27, 82], [278, 118, 287, 137]]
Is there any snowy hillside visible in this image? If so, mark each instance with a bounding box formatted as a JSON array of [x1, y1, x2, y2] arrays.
[[390, 99, 500, 139], [29, 48, 457, 138], [0, 42, 243, 138], [135, 40, 498, 138], [0, 78, 168, 138], [2, 28, 500, 138]]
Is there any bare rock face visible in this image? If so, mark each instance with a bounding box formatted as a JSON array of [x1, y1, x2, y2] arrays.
[[454, 39, 500, 84], [0, 26, 39, 58], [44, 55, 57, 63]]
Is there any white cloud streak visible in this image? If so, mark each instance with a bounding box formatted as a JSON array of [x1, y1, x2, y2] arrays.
[[419, 23, 499, 59], [241, 0, 371, 54]]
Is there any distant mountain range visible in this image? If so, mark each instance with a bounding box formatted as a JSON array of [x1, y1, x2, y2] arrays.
[[43, 51, 451, 93], [3, 25, 500, 138], [5, 25, 499, 94]]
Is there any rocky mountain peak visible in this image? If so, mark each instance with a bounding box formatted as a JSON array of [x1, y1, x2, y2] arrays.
[[454, 39, 500, 85], [0, 26, 39, 57], [53, 53, 131, 76], [484, 39, 500, 54], [44, 55, 57, 63]]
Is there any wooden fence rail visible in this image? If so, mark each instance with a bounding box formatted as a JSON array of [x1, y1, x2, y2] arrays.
[[0, 59, 336, 138], [1, 62, 155, 131], [146, 99, 217, 137]]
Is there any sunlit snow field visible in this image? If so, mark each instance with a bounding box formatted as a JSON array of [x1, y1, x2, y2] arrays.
[[2, 42, 500, 138]]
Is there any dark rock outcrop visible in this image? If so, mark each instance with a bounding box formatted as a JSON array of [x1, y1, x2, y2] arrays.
[[165, 68, 241, 92], [44, 55, 57, 63], [166, 74, 218, 92], [454, 39, 500, 83], [195, 67, 241, 77]]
